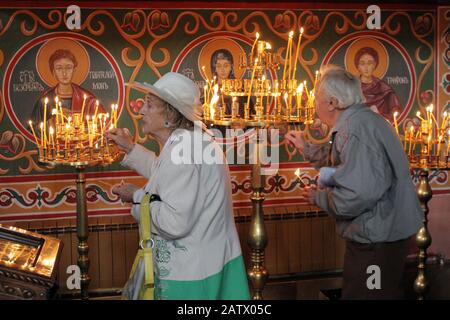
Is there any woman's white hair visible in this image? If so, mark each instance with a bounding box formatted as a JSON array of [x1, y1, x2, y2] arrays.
[[317, 64, 365, 109]]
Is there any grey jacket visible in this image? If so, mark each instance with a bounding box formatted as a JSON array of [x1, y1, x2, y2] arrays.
[[305, 104, 423, 243]]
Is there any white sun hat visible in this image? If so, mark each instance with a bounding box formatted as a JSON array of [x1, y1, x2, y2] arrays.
[[126, 72, 209, 132]]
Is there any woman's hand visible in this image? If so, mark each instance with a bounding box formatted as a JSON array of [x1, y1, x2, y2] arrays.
[[112, 183, 139, 203], [106, 128, 135, 154], [285, 130, 307, 153], [300, 185, 317, 205]]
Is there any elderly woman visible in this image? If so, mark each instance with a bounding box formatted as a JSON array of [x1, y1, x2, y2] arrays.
[[107, 72, 250, 300]]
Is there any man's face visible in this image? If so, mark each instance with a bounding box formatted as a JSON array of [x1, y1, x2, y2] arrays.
[[52, 58, 75, 85], [314, 85, 333, 126]]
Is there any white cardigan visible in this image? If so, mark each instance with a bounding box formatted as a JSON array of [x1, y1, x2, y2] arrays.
[[121, 129, 243, 284]]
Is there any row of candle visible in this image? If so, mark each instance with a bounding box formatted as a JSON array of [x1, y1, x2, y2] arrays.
[[393, 104, 450, 166]]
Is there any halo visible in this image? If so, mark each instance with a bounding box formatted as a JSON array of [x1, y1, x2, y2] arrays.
[[36, 38, 89, 87], [198, 37, 246, 81], [345, 37, 388, 79]]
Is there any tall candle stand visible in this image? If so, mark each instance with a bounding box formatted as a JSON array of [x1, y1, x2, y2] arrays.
[[29, 106, 120, 300], [203, 30, 314, 299], [394, 107, 449, 300]]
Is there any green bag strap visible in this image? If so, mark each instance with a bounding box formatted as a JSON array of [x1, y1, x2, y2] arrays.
[[140, 193, 154, 294]]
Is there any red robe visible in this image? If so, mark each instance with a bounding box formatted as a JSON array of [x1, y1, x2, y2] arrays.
[[361, 76, 402, 123]]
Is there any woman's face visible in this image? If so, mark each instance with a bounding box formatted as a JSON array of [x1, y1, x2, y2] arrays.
[[357, 53, 376, 78], [140, 94, 167, 135], [52, 57, 75, 85], [215, 58, 232, 81]]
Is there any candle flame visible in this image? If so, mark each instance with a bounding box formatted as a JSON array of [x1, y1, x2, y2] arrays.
[[300, 27, 304, 34], [256, 32, 260, 39], [28, 120, 32, 125], [266, 42, 271, 50], [296, 85, 303, 93], [52, 108, 57, 115], [416, 111, 421, 117], [40, 122, 44, 129], [295, 168, 300, 177], [83, 94, 87, 99], [394, 111, 398, 117], [55, 96, 59, 103], [96, 100, 99, 106], [44, 97, 49, 104], [289, 31, 294, 38]]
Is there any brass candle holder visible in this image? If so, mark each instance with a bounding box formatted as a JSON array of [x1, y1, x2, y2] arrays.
[[203, 31, 315, 299], [394, 105, 449, 300], [29, 103, 121, 300]]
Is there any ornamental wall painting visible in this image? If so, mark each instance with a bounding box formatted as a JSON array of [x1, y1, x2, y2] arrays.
[[0, 6, 447, 222]]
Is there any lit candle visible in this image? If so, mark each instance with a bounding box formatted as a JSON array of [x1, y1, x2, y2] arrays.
[[86, 115, 91, 147], [447, 129, 450, 155], [52, 108, 58, 128], [282, 31, 293, 82], [232, 97, 237, 119], [296, 84, 304, 118], [59, 101, 64, 126], [250, 32, 260, 59], [65, 123, 70, 149], [94, 100, 99, 119], [288, 31, 294, 82], [43, 97, 48, 147], [246, 58, 259, 117], [427, 135, 431, 155], [39, 122, 44, 148], [441, 111, 448, 131], [28, 121, 39, 146], [295, 168, 301, 179], [292, 27, 304, 80], [393, 111, 399, 135], [284, 92, 289, 119], [203, 85, 208, 104], [80, 94, 87, 118], [429, 104, 438, 127], [49, 126, 55, 150], [437, 135, 443, 158], [408, 125, 413, 156]]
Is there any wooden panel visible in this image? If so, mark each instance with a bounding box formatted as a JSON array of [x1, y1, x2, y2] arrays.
[[97, 216, 113, 289], [335, 231, 346, 268], [124, 226, 139, 277], [322, 217, 336, 270], [87, 217, 99, 289], [264, 220, 277, 274], [311, 217, 324, 270], [237, 221, 251, 270], [288, 219, 301, 273], [276, 220, 290, 274], [299, 217, 312, 272], [111, 216, 127, 288], [69, 218, 78, 268], [56, 219, 72, 290]]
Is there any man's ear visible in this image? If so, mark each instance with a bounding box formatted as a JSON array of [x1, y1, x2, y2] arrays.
[[328, 96, 339, 111]]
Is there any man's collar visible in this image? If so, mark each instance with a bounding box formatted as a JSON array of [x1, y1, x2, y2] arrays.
[[331, 103, 365, 133]]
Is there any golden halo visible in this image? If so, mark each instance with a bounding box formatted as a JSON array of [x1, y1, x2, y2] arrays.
[[198, 38, 246, 81], [36, 38, 89, 87], [345, 37, 388, 79]]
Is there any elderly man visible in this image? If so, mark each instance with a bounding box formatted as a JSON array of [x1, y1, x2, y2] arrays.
[[286, 65, 422, 299]]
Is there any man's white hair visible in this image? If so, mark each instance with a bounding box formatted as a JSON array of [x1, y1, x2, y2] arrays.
[[317, 64, 365, 109]]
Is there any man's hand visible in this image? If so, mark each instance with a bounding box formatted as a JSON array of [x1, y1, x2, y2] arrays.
[[105, 128, 135, 154], [300, 185, 317, 205], [112, 183, 139, 203], [285, 130, 307, 153]]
